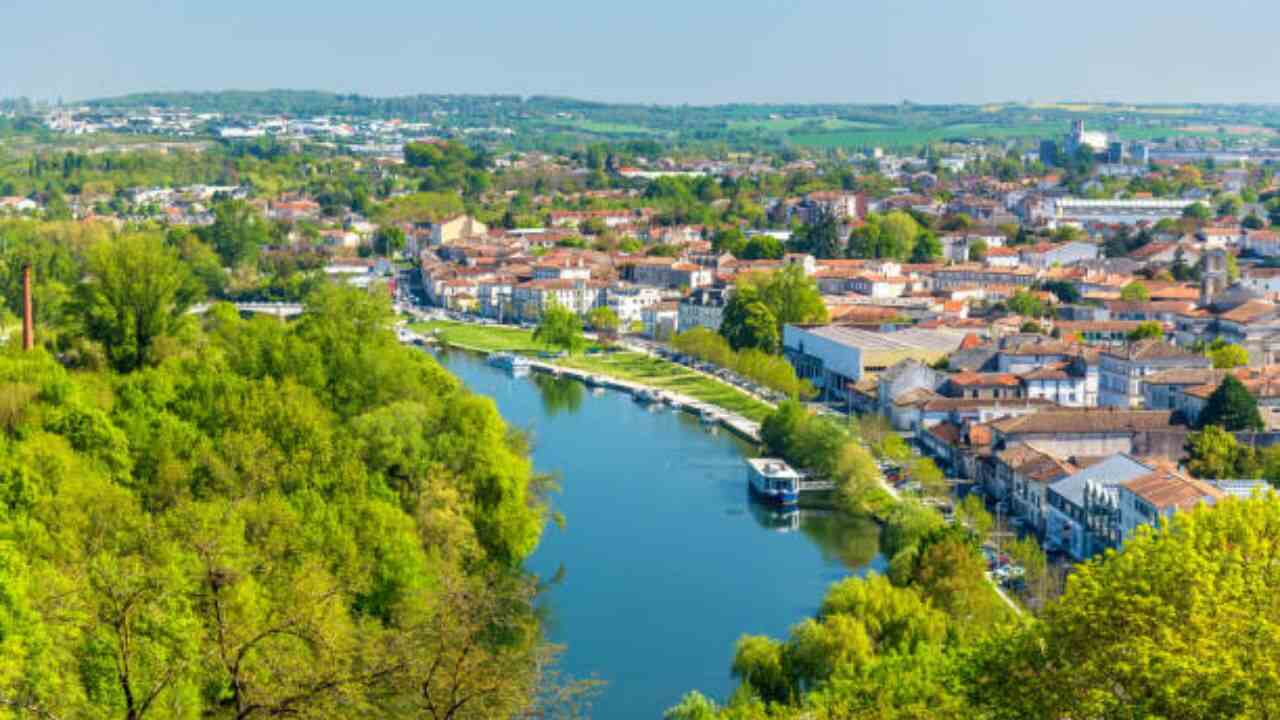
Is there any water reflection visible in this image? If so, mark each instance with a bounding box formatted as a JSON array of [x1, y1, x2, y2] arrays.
[[800, 511, 883, 570], [531, 373, 585, 416]]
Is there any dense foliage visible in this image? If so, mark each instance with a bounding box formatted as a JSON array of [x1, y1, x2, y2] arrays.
[[671, 492, 1280, 719], [0, 228, 559, 717]]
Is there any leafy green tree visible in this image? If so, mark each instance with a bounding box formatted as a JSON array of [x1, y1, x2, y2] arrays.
[[754, 264, 829, 336], [711, 227, 746, 256], [1185, 425, 1257, 479], [956, 494, 993, 539], [848, 211, 921, 260], [373, 225, 406, 256], [740, 235, 784, 260], [75, 234, 201, 372], [1199, 375, 1263, 431], [971, 495, 1280, 719], [533, 302, 585, 354], [967, 238, 988, 263], [719, 287, 779, 353], [1040, 280, 1080, 304], [1120, 281, 1150, 302], [1182, 201, 1212, 221], [910, 232, 943, 263], [1209, 342, 1249, 369], [793, 207, 842, 259], [201, 198, 271, 266], [1005, 290, 1044, 318], [1127, 321, 1164, 342], [586, 306, 620, 336]]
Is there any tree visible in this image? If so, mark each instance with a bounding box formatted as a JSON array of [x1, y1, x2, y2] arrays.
[[880, 211, 922, 260], [967, 238, 988, 263], [533, 302, 585, 354], [585, 306, 620, 336], [956, 494, 993, 540], [719, 288, 779, 353], [1005, 290, 1044, 318], [373, 225, 406, 256], [710, 227, 746, 256], [1127, 321, 1164, 342], [1198, 375, 1263, 431], [754, 264, 829, 335], [739, 235, 784, 260], [1182, 201, 1211, 221], [201, 198, 272, 266], [848, 211, 920, 260], [1217, 196, 1243, 218], [793, 207, 842, 259], [76, 234, 201, 372], [1185, 425, 1256, 479], [1040, 280, 1080, 304], [1120, 281, 1150, 302], [971, 495, 1280, 719], [910, 232, 943, 263], [1209, 342, 1249, 369]]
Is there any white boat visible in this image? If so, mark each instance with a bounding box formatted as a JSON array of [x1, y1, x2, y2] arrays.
[[745, 458, 801, 507], [634, 388, 664, 405], [487, 352, 531, 374]]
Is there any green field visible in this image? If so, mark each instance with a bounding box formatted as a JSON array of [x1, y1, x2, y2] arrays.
[[728, 116, 888, 132], [410, 320, 551, 353], [788, 122, 1064, 149], [411, 321, 774, 421], [558, 352, 774, 422]]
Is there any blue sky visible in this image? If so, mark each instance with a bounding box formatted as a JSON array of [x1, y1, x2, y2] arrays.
[[4, 0, 1279, 104]]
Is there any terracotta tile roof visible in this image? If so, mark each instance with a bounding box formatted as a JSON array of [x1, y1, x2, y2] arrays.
[[920, 398, 1056, 412], [1144, 368, 1230, 386], [1124, 468, 1224, 511], [991, 408, 1179, 435], [948, 371, 1021, 387], [1218, 300, 1279, 324], [1103, 338, 1208, 363], [928, 420, 963, 446], [1055, 320, 1154, 333], [967, 424, 993, 446], [959, 332, 984, 350], [1019, 361, 1075, 381], [894, 388, 944, 407]]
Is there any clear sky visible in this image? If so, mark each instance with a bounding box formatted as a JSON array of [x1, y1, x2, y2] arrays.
[[4, 0, 1279, 105]]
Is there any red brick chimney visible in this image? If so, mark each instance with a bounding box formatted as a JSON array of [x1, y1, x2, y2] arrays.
[[22, 265, 33, 351]]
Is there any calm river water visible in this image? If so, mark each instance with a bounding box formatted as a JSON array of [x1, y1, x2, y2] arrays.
[[435, 350, 887, 719]]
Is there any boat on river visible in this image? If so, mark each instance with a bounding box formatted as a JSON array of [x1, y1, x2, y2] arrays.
[[745, 458, 801, 506], [634, 388, 664, 405], [487, 352, 531, 374]]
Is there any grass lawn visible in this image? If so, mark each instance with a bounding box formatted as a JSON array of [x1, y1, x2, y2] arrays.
[[410, 321, 549, 354], [559, 351, 774, 422], [411, 321, 775, 422]]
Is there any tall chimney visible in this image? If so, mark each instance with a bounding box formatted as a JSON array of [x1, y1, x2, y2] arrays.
[[21, 264, 33, 351]]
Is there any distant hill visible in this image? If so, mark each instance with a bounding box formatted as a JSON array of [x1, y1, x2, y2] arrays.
[[80, 90, 1277, 151]]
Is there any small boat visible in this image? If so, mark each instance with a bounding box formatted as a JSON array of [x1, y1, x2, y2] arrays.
[[700, 408, 722, 425], [633, 388, 663, 405], [487, 352, 531, 374]]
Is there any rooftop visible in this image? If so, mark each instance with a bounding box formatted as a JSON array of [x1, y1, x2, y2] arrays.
[[1123, 468, 1225, 511], [991, 408, 1179, 435]]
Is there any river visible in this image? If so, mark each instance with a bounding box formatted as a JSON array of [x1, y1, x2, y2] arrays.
[[435, 350, 887, 719]]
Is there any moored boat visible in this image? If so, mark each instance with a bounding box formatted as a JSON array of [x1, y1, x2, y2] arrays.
[[745, 458, 800, 506]]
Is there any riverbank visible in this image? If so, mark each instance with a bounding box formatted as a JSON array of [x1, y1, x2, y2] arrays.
[[411, 320, 776, 424]]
